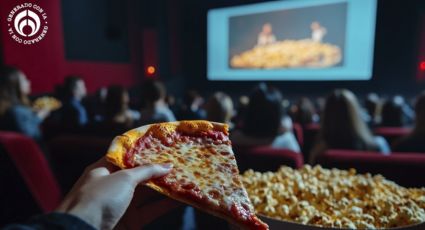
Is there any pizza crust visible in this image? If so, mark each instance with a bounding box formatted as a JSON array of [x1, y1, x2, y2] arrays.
[[106, 121, 229, 169], [106, 125, 151, 169]]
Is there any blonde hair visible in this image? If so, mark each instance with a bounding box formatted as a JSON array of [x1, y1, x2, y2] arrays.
[[310, 89, 378, 163]]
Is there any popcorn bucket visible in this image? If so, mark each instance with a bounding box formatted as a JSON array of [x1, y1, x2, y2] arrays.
[[259, 215, 425, 230]]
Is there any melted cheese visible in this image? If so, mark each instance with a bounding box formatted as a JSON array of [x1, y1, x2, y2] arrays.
[[132, 132, 253, 215]]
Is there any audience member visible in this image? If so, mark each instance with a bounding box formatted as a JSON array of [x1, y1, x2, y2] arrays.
[[104, 85, 139, 126], [139, 80, 176, 124], [85, 86, 140, 137], [165, 93, 179, 116], [205, 92, 234, 129], [232, 95, 249, 129], [314, 96, 326, 115], [290, 97, 319, 126], [364, 93, 381, 125], [380, 96, 410, 127], [309, 89, 390, 164], [398, 95, 415, 124], [393, 92, 425, 152], [176, 90, 206, 120], [231, 84, 301, 152], [84, 87, 108, 122], [53, 76, 88, 126], [0, 66, 49, 140]]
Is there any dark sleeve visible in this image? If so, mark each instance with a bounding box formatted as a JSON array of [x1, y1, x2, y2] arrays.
[[75, 104, 88, 126], [60, 105, 77, 125], [8, 106, 42, 140], [62, 104, 88, 126], [2, 212, 96, 230]]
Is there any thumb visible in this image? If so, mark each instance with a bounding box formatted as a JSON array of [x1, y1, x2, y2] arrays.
[[121, 164, 173, 185]]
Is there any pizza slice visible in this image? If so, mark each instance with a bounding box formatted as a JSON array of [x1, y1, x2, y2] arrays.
[[106, 120, 268, 230]]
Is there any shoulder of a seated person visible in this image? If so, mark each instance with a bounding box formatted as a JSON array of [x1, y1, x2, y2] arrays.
[[275, 131, 297, 140], [8, 104, 31, 114], [272, 133, 299, 146], [373, 135, 387, 144]]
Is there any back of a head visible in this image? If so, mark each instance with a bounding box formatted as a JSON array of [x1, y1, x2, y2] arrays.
[[141, 80, 166, 106], [0, 66, 21, 80], [414, 92, 425, 135], [321, 89, 377, 150], [243, 83, 283, 138], [294, 97, 315, 125], [183, 90, 200, 107], [63, 76, 82, 100], [206, 92, 233, 123], [105, 85, 128, 118], [381, 97, 404, 127], [364, 93, 379, 119], [0, 66, 25, 114], [0, 66, 21, 94]]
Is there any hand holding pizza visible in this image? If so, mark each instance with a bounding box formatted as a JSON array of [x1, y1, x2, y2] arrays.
[[56, 157, 173, 230]]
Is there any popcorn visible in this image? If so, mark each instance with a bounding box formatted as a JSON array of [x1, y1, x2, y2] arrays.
[[230, 40, 342, 69], [242, 165, 425, 229], [33, 96, 62, 111]]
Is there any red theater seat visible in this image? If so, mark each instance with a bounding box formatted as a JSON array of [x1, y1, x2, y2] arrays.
[[316, 149, 425, 187], [0, 132, 61, 225], [233, 145, 304, 172], [48, 135, 112, 192], [373, 127, 412, 146]]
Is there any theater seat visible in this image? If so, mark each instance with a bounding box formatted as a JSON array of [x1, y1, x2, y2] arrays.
[[48, 135, 112, 192], [0, 132, 61, 225], [373, 127, 412, 146], [233, 145, 304, 173], [41, 120, 84, 141], [316, 149, 425, 187]]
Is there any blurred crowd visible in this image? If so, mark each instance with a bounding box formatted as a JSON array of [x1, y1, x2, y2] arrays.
[[0, 66, 424, 165]]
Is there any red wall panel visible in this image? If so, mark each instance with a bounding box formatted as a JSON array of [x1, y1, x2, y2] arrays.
[[0, 0, 136, 94]]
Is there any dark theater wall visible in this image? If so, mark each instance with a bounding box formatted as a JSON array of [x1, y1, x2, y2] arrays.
[[61, 0, 130, 62], [0, 0, 137, 94]]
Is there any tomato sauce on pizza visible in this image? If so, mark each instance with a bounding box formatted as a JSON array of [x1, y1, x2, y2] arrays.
[[107, 120, 268, 230]]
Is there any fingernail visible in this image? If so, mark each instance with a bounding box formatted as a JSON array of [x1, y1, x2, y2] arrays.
[[161, 163, 173, 169]]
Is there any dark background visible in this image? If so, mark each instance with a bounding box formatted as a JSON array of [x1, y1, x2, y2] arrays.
[[1, 0, 425, 100], [229, 2, 347, 64], [62, 0, 130, 62]]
